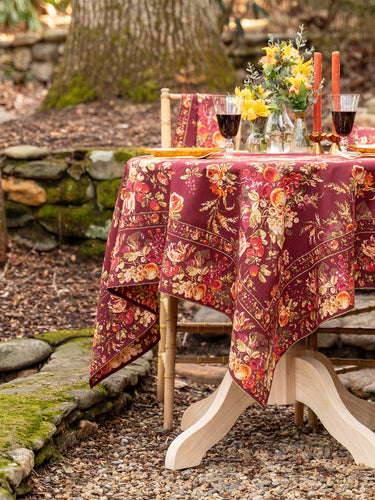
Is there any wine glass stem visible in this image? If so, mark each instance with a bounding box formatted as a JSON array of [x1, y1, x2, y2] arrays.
[[340, 135, 349, 153], [224, 138, 234, 157]]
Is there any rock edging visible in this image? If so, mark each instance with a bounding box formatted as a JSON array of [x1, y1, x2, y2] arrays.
[[0, 145, 146, 257], [0, 330, 153, 499]]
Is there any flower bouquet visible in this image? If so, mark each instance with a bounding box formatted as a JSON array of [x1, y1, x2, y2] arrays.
[[238, 26, 323, 153], [235, 82, 272, 153]]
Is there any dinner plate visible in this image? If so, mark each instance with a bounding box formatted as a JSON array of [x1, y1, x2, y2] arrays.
[[140, 147, 222, 157], [348, 144, 375, 153]]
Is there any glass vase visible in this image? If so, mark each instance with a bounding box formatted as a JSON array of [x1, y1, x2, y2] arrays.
[[245, 116, 267, 153], [290, 111, 311, 153], [265, 103, 294, 153]]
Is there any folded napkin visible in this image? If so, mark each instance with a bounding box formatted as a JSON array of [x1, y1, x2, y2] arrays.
[[349, 125, 375, 145], [172, 94, 224, 148]]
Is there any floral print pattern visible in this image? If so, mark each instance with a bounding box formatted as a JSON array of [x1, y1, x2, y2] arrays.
[[90, 153, 375, 407], [172, 94, 225, 148]]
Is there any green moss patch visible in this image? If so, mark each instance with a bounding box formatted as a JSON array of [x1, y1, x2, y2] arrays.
[[35, 201, 113, 240], [0, 395, 68, 450], [32, 329, 94, 347], [42, 76, 99, 109], [119, 77, 158, 103], [96, 178, 121, 208], [42, 176, 94, 205], [113, 147, 147, 164]]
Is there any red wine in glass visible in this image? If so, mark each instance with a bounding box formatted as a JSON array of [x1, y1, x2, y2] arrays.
[[332, 111, 356, 136], [328, 94, 360, 153], [216, 114, 242, 139], [213, 95, 244, 157]]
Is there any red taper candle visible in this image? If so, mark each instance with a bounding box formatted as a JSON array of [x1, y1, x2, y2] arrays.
[[331, 51, 340, 95], [313, 52, 322, 133], [331, 52, 340, 132]]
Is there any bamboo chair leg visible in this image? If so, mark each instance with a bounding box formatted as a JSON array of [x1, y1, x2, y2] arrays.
[[157, 293, 168, 401], [307, 408, 318, 428], [294, 401, 304, 427], [163, 295, 178, 429]]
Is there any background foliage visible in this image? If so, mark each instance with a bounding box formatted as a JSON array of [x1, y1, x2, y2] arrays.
[[0, 0, 69, 31]]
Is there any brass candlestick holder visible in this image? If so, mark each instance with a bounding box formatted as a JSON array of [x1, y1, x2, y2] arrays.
[[309, 132, 325, 154], [308, 132, 341, 155], [328, 133, 341, 154]]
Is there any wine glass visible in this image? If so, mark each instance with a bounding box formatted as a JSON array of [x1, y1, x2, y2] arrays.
[[213, 95, 244, 157], [328, 94, 360, 153]]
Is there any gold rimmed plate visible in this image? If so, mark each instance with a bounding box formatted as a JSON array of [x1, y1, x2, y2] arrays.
[[140, 147, 222, 158], [348, 144, 375, 154]]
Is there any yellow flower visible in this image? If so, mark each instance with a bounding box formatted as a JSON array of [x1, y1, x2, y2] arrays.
[[281, 44, 301, 62], [261, 45, 278, 66], [255, 85, 271, 100], [253, 99, 271, 117], [291, 58, 312, 76], [241, 96, 270, 121], [287, 73, 312, 94], [236, 86, 253, 99], [243, 107, 258, 121]]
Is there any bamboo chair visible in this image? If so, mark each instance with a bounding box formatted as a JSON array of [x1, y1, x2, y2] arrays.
[[158, 88, 236, 429]]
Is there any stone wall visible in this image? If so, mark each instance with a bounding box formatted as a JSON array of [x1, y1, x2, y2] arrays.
[[0, 27, 68, 85], [0, 145, 144, 257], [0, 27, 272, 87]]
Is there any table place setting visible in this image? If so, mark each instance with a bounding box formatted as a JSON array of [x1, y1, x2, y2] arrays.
[[140, 147, 224, 159], [234, 28, 374, 157]]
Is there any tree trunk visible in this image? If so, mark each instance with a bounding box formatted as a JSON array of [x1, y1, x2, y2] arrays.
[[44, 0, 236, 107], [0, 168, 8, 266]]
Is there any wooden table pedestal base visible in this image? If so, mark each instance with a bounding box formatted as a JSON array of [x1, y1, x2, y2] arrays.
[[165, 347, 375, 470]]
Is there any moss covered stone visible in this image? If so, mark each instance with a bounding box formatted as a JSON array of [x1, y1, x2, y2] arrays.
[[3, 159, 68, 180], [9, 221, 58, 251], [0, 395, 64, 451], [4, 200, 34, 229], [96, 178, 121, 209], [0, 486, 13, 500], [35, 201, 113, 239], [66, 163, 85, 181], [4, 201, 32, 217], [34, 443, 62, 468], [32, 329, 94, 347], [113, 147, 147, 164], [42, 175, 95, 205]]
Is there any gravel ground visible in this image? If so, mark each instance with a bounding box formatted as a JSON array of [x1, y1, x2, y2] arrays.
[[26, 369, 375, 500], [0, 240, 101, 341]]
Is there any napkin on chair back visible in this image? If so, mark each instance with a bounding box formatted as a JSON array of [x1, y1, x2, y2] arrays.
[[348, 125, 375, 145], [172, 94, 224, 148]]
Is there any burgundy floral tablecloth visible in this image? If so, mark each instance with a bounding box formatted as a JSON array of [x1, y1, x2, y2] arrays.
[[89, 152, 375, 407]]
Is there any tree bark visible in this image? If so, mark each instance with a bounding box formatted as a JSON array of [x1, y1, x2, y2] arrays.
[[44, 0, 236, 107], [0, 168, 8, 266]]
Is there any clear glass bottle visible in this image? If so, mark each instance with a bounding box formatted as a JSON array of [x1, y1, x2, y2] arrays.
[[290, 111, 311, 153], [245, 116, 267, 153], [265, 103, 294, 153]]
